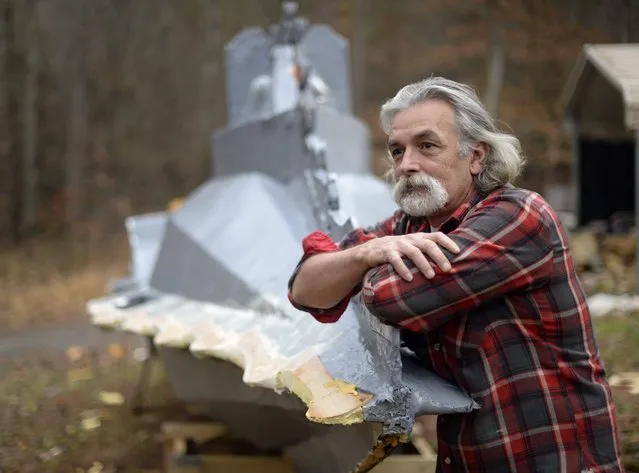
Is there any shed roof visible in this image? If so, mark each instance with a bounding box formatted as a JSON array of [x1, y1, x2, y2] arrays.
[[561, 44, 639, 133]]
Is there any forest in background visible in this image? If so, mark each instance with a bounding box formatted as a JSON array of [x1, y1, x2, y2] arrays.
[[1, 0, 638, 246]]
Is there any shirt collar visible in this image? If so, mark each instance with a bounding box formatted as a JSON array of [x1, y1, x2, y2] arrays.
[[404, 184, 512, 234], [438, 190, 485, 232], [408, 186, 497, 234]]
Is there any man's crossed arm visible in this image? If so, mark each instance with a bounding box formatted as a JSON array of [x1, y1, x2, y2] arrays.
[[289, 192, 554, 332]]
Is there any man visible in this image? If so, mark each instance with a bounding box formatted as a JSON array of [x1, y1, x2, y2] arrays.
[[288, 77, 624, 473]]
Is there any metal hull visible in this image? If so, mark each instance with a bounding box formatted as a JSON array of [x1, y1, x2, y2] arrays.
[[87, 5, 477, 472]]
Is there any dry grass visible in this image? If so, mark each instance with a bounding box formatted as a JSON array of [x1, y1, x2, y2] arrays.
[[0, 234, 130, 333]]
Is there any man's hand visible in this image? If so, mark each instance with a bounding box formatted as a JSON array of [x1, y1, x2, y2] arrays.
[[355, 233, 460, 281]]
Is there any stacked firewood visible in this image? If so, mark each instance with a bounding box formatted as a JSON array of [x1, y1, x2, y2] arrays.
[[570, 213, 636, 294]]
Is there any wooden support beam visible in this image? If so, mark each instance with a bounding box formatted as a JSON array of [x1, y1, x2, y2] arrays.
[[167, 455, 295, 473], [165, 454, 435, 473], [410, 422, 437, 461], [161, 420, 436, 473], [162, 421, 228, 457], [163, 421, 228, 444], [371, 455, 436, 473]]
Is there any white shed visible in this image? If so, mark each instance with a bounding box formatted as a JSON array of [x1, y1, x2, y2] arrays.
[[561, 44, 639, 288]]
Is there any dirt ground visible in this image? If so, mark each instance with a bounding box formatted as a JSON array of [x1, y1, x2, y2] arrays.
[[0, 340, 189, 473], [0, 314, 638, 472]]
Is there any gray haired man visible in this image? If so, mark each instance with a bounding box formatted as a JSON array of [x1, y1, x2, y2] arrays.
[[289, 77, 624, 472]]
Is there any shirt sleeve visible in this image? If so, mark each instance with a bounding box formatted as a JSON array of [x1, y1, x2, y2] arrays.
[[287, 212, 401, 323], [361, 193, 555, 332]]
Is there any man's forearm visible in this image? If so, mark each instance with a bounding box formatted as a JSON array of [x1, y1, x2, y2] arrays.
[[290, 246, 371, 310]]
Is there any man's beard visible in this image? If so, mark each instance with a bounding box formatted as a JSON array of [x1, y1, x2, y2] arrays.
[[391, 173, 449, 217]]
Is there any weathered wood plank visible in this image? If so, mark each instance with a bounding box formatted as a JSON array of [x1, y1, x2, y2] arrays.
[[371, 455, 436, 473], [162, 421, 228, 443], [166, 454, 295, 473]]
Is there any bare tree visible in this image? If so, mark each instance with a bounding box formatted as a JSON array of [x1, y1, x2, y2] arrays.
[[198, 0, 223, 177], [484, 0, 506, 118], [0, 0, 8, 238], [63, 1, 88, 226], [619, 0, 631, 42], [21, 0, 40, 234], [2, 0, 22, 243], [352, 0, 368, 115]]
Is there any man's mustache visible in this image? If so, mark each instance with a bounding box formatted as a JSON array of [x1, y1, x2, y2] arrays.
[[395, 174, 433, 192]]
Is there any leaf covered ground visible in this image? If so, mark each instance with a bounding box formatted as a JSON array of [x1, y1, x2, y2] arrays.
[[593, 313, 639, 471], [0, 341, 188, 473], [0, 314, 638, 472]]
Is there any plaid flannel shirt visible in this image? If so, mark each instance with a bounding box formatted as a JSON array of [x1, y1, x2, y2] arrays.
[[288, 184, 624, 473]]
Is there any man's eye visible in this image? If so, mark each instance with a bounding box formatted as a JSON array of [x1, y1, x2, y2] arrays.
[[390, 148, 403, 158], [419, 142, 435, 150]]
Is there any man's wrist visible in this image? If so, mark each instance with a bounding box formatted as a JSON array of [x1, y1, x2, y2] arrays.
[[348, 243, 371, 272]]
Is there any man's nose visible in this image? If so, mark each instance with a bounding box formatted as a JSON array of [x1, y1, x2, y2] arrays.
[[396, 148, 421, 175]]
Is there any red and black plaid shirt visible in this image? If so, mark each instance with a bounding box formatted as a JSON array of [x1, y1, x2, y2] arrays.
[[289, 184, 624, 473]]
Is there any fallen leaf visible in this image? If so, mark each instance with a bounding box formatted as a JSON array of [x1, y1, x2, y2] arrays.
[[67, 368, 94, 386], [81, 416, 101, 431], [87, 462, 104, 473], [107, 343, 125, 359], [608, 372, 639, 394], [80, 409, 103, 430], [66, 345, 85, 362], [38, 446, 62, 462], [99, 391, 125, 406]]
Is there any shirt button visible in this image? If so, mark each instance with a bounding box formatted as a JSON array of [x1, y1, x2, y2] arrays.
[[444, 457, 451, 465], [433, 343, 441, 351]]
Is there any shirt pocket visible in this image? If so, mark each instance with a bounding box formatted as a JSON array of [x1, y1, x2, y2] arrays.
[[443, 311, 489, 396], [443, 311, 487, 360]]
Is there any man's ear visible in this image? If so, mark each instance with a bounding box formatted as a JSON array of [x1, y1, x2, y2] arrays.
[[469, 142, 488, 176]]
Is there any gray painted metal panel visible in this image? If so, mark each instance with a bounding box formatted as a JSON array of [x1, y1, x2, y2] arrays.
[[331, 174, 398, 228], [212, 108, 371, 180], [151, 173, 312, 303], [300, 25, 353, 114], [272, 45, 301, 115], [315, 107, 372, 175], [158, 347, 330, 448], [211, 110, 308, 182], [225, 27, 273, 125], [125, 211, 168, 287], [149, 221, 261, 305]]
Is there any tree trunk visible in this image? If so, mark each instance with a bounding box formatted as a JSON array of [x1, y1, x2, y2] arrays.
[[0, 1, 8, 240], [21, 2, 40, 234], [2, 0, 22, 244], [619, 0, 630, 42], [351, 0, 367, 115], [65, 79, 87, 227], [199, 0, 222, 177], [485, 1, 505, 118], [64, 1, 87, 228]]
